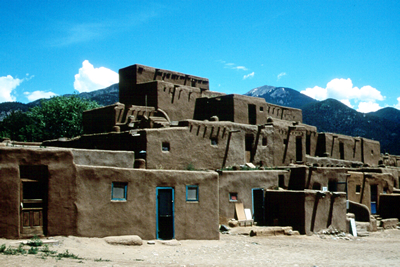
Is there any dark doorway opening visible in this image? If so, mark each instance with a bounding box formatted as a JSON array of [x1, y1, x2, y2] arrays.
[[296, 136, 303, 162], [252, 188, 265, 226], [156, 187, 174, 240], [248, 104, 256, 125]]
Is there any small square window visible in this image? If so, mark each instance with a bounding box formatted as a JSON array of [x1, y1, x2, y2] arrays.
[[162, 142, 170, 152], [356, 185, 361, 193], [112, 182, 127, 201], [260, 107, 264, 112], [186, 185, 199, 201], [211, 137, 218, 146], [262, 137, 268, 146], [229, 192, 238, 202]]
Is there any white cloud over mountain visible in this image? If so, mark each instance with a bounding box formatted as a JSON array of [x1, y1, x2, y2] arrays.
[[301, 78, 385, 113], [74, 60, 118, 93], [24, 91, 57, 102], [0, 75, 22, 102]]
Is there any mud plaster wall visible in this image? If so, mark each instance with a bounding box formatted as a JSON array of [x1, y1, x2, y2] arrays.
[[119, 64, 209, 107], [218, 170, 288, 224], [265, 190, 346, 235], [304, 191, 347, 235], [362, 139, 381, 166], [71, 149, 135, 168], [0, 147, 77, 239], [83, 103, 124, 134], [347, 171, 395, 212], [232, 95, 303, 125], [304, 167, 350, 191], [144, 125, 245, 170], [75, 167, 219, 240]]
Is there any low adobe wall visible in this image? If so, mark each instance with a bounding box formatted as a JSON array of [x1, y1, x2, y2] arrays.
[[265, 190, 346, 235], [218, 170, 288, 224], [75, 166, 219, 240], [71, 148, 135, 168], [0, 147, 78, 239]]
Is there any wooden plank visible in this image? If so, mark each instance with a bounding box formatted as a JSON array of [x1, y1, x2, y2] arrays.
[[235, 202, 247, 221]]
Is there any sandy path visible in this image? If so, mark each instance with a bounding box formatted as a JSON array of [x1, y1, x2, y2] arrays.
[[1, 229, 400, 266]]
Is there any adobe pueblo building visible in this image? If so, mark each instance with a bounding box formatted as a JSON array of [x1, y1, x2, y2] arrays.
[[1, 64, 400, 240]]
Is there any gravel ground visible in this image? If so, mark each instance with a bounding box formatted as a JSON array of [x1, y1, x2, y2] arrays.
[[1, 229, 400, 266]]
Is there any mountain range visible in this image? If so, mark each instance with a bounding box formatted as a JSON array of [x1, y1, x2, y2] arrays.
[[1, 83, 400, 155]]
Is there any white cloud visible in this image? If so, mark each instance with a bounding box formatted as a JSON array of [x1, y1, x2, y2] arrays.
[[340, 99, 353, 108], [0, 75, 23, 102], [357, 101, 383, 113], [394, 97, 400, 110], [74, 60, 119, 93], [243, 72, 255, 80], [277, 72, 286, 80], [24, 91, 57, 102], [233, 66, 248, 71], [301, 86, 327, 101], [301, 78, 385, 112]]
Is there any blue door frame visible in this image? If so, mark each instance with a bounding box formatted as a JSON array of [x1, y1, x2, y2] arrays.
[[156, 187, 174, 240]]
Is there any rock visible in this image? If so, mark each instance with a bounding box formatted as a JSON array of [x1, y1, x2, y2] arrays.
[[220, 224, 230, 232], [381, 218, 399, 229], [161, 240, 181, 246], [228, 220, 239, 228], [147, 240, 156, 245], [104, 235, 143, 246]]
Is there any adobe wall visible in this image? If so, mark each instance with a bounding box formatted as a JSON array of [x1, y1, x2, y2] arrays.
[[271, 121, 318, 165], [75, 166, 219, 240], [43, 131, 147, 157], [71, 148, 135, 168], [218, 170, 289, 224], [0, 147, 77, 239], [82, 103, 125, 134], [347, 171, 395, 212], [136, 81, 203, 122], [119, 64, 209, 106], [265, 190, 346, 235], [362, 139, 381, 166], [304, 190, 347, 235], [316, 133, 380, 165], [193, 94, 303, 124], [83, 103, 156, 134], [144, 124, 245, 170]]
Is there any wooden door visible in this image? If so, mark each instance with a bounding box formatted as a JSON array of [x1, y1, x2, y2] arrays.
[[19, 165, 48, 237]]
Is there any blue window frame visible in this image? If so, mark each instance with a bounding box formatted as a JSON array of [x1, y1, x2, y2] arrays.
[[111, 182, 127, 201], [186, 185, 199, 201]]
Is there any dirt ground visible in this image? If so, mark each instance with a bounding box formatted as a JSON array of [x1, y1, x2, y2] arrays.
[[1, 229, 400, 267]]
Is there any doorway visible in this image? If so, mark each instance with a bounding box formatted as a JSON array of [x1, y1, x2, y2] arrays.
[[296, 136, 303, 162], [248, 104, 256, 125], [252, 188, 265, 226], [370, 184, 378, 214], [156, 187, 174, 240], [19, 165, 48, 237]]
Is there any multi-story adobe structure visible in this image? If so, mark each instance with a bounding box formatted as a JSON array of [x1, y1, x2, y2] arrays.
[[1, 64, 400, 239]]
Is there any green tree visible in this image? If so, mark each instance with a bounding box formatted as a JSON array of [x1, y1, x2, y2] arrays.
[[0, 96, 100, 142], [26, 96, 100, 141]]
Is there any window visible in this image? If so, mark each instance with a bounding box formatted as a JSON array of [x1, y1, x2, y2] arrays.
[[211, 137, 218, 146], [186, 185, 199, 201], [356, 185, 361, 193], [260, 106, 264, 112], [229, 192, 238, 202], [162, 142, 170, 152], [262, 137, 268, 146], [112, 182, 127, 201]]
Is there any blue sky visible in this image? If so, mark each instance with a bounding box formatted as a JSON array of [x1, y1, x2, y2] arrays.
[[1, 0, 399, 113]]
